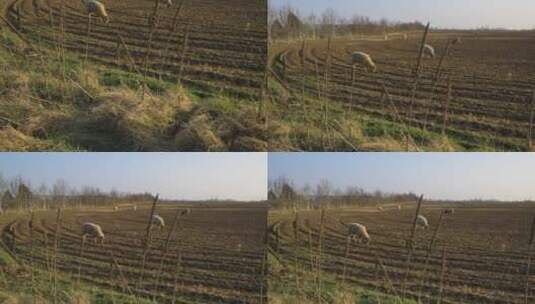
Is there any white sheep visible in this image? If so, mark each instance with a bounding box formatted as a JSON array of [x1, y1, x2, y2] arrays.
[[351, 52, 376, 72], [377, 206, 384, 212], [81, 0, 109, 23], [347, 223, 370, 244], [506, 72, 513, 81], [151, 214, 165, 230], [423, 44, 435, 58], [113, 206, 119, 211], [82, 222, 105, 244], [416, 215, 429, 229], [397, 205, 402, 211]]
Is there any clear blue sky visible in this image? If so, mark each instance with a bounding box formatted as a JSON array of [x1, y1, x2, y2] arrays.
[[272, 0, 535, 30], [269, 153, 535, 201], [0, 153, 267, 201]]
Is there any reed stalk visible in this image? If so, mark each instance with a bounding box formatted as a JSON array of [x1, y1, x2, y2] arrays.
[[437, 247, 447, 304], [524, 215, 535, 304], [441, 77, 452, 136], [417, 211, 445, 302], [401, 195, 424, 299], [137, 195, 159, 289], [528, 90, 535, 149], [153, 207, 186, 298], [52, 208, 62, 304]]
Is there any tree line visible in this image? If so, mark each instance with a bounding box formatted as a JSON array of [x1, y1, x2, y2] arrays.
[[268, 176, 419, 210], [0, 173, 154, 212], [269, 4, 426, 41]]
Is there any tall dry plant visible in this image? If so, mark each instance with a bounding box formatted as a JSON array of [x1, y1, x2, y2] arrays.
[[323, 37, 333, 148], [153, 207, 187, 298], [108, 247, 137, 299], [408, 23, 430, 125], [424, 39, 455, 132], [381, 83, 414, 151], [401, 194, 424, 299], [177, 24, 191, 84], [528, 90, 535, 149], [299, 39, 312, 146], [77, 235, 85, 286], [161, 0, 186, 76], [260, 210, 269, 304], [84, 15, 92, 68], [52, 208, 62, 304], [292, 210, 300, 295], [116, 33, 143, 75], [305, 219, 314, 271], [414, 23, 430, 77], [137, 195, 159, 289], [437, 246, 448, 304], [171, 223, 185, 304], [524, 214, 535, 304], [315, 208, 326, 303], [441, 78, 452, 136], [341, 235, 351, 285], [417, 211, 445, 302], [375, 253, 398, 297], [28, 211, 35, 285], [142, 0, 162, 84]]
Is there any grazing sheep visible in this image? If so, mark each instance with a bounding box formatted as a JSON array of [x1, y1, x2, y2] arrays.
[[81, 0, 109, 23], [423, 44, 435, 58], [180, 208, 191, 216], [416, 215, 429, 229], [347, 223, 370, 244], [452, 37, 461, 45], [151, 214, 165, 230], [82, 222, 105, 244], [351, 52, 376, 72], [506, 72, 513, 81], [113, 206, 119, 211], [377, 206, 384, 212], [443, 208, 455, 215]]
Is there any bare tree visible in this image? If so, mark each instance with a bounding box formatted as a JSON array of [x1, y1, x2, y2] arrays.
[[320, 8, 338, 37], [52, 179, 68, 208], [269, 176, 294, 197], [315, 178, 332, 199], [0, 173, 8, 194]]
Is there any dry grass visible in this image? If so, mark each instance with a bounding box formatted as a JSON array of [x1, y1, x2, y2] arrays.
[[0, 127, 61, 151], [0, 28, 267, 151]]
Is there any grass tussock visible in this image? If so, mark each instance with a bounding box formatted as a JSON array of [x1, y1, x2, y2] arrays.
[[0, 126, 65, 151], [0, 29, 267, 151], [267, 91, 465, 152], [268, 252, 418, 304], [0, 255, 150, 304]]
